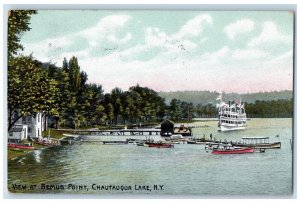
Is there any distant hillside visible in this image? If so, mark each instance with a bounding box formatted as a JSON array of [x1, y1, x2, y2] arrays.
[[158, 90, 293, 105]]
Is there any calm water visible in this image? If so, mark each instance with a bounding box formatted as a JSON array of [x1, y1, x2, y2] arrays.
[[7, 118, 293, 196]]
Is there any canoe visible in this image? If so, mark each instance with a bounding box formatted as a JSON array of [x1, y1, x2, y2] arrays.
[[211, 147, 254, 154], [8, 143, 35, 150], [146, 142, 174, 148], [232, 142, 281, 149]]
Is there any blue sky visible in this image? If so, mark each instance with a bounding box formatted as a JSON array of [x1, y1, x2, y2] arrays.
[[20, 10, 294, 93]]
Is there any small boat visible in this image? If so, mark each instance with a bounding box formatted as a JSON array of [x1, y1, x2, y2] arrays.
[[126, 138, 146, 144], [211, 147, 254, 154], [145, 139, 174, 148], [136, 142, 146, 146], [34, 141, 50, 146], [187, 140, 196, 144], [8, 143, 35, 150], [205, 142, 222, 151], [103, 141, 128, 145], [165, 134, 189, 142], [232, 137, 281, 149], [146, 142, 174, 148], [187, 138, 215, 145], [173, 125, 192, 136]]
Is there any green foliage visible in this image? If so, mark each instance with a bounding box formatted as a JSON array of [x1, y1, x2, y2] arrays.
[[8, 55, 293, 130], [7, 9, 293, 132], [41, 129, 64, 139], [245, 99, 293, 118], [159, 90, 293, 105], [8, 56, 59, 130], [8, 10, 37, 57]]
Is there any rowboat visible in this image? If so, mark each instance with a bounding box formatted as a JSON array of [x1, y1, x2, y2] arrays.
[[211, 147, 254, 154], [145, 141, 174, 148], [103, 141, 128, 145], [8, 143, 35, 150], [232, 137, 281, 149]]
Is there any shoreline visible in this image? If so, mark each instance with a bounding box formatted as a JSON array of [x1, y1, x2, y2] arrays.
[[8, 142, 55, 161]]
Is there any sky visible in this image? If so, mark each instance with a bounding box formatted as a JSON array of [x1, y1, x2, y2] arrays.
[[20, 10, 294, 93]]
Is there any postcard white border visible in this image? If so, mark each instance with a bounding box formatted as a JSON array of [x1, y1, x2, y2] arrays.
[[1, 2, 298, 202]]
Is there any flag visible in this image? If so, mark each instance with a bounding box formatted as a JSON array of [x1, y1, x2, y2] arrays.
[[235, 100, 242, 107], [216, 94, 222, 101]]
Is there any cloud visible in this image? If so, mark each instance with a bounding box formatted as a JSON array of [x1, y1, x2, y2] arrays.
[[22, 35, 73, 63], [118, 25, 199, 62], [224, 19, 254, 40], [201, 46, 230, 62], [248, 21, 292, 47], [145, 27, 170, 48], [21, 13, 293, 93], [232, 49, 269, 60], [173, 14, 213, 39], [107, 32, 132, 44], [79, 15, 132, 47]]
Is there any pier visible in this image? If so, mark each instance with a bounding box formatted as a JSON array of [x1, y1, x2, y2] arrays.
[[57, 128, 161, 136]]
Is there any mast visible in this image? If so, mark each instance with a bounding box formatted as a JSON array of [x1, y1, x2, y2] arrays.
[[187, 104, 190, 122]]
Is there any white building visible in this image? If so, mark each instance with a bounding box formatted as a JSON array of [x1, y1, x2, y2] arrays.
[[22, 112, 45, 138], [8, 124, 28, 143]]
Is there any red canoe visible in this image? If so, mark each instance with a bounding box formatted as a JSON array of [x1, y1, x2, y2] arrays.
[[8, 143, 35, 150], [211, 147, 254, 154]]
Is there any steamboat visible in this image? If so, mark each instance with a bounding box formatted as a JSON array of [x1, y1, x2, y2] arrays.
[[216, 95, 247, 131]]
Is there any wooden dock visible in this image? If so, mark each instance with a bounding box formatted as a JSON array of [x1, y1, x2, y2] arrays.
[[58, 128, 161, 136]]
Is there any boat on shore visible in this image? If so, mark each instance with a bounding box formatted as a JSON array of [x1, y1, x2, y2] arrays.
[[8, 143, 35, 150], [232, 137, 281, 149], [173, 124, 192, 136], [216, 95, 247, 132]]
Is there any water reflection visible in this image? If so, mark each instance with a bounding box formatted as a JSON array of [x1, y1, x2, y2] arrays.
[[8, 118, 292, 196], [33, 150, 41, 163]]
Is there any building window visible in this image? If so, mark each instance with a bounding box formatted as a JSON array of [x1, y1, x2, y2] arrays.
[[9, 132, 13, 137], [38, 115, 40, 122]]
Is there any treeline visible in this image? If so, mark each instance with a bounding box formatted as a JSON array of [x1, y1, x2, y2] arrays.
[[166, 99, 293, 119], [7, 10, 168, 130], [159, 90, 293, 105], [9, 55, 167, 129], [7, 11, 293, 131], [245, 99, 293, 118]]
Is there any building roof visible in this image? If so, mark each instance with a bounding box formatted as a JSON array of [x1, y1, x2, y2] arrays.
[[160, 119, 175, 125], [9, 127, 23, 132]]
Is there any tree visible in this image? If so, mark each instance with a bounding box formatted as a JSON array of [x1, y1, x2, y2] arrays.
[[8, 10, 37, 57], [8, 56, 59, 130], [43, 63, 74, 128], [82, 84, 105, 125], [111, 88, 124, 124]]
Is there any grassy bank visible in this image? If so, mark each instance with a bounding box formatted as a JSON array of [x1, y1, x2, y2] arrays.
[[8, 129, 65, 160], [42, 129, 65, 139], [8, 148, 33, 160]]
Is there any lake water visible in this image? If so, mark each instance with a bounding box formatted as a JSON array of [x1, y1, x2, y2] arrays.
[[7, 118, 293, 197]]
